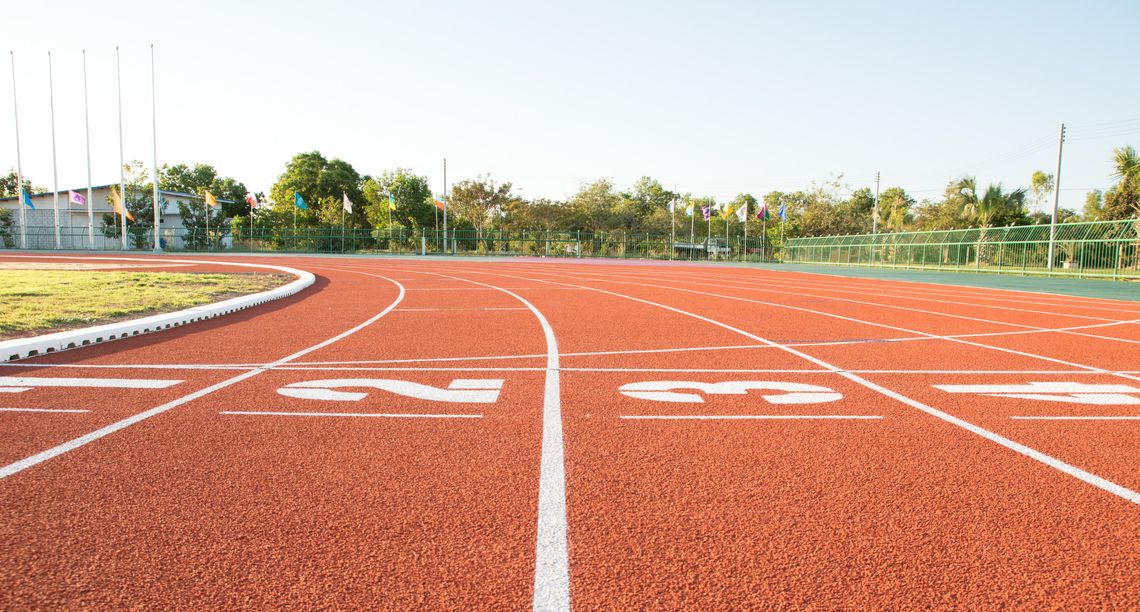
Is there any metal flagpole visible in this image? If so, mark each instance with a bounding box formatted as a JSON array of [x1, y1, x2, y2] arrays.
[[150, 44, 160, 252], [116, 47, 127, 249], [204, 197, 209, 251], [442, 157, 448, 254], [10, 52, 27, 249], [743, 202, 748, 262], [48, 52, 60, 249], [83, 50, 94, 249]]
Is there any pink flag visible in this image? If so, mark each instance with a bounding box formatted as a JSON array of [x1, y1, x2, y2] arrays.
[[68, 190, 86, 207]]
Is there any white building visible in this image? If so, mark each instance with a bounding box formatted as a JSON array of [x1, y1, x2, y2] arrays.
[[1, 185, 232, 250]]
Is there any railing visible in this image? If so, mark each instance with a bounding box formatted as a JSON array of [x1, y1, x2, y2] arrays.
[[784, 220, 1140, 280]]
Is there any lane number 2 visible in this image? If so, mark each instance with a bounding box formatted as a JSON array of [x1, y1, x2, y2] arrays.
[[277, 378, 504, 403]]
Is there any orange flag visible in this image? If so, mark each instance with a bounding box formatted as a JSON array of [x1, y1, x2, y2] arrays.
[[205, 191, 219, 207], [109, 186, 136, 222]]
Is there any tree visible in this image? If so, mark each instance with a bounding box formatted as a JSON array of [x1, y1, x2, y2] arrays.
[[565, 180, 622, 231], [1029, 170, 1054, 215], [1103, 145, 1139, 220], [270, 152, 365, 228], [875, 187, 915, 232], [100, 161, 166, 248], [161, 163, 249, 218], [956, 176, 1027, 229], [363, 169, 433, 231], [160, 162, 248, 248], [0, 170, 42, 198], [1082, 189, 1104, 220], [448, 175, 512, 242]]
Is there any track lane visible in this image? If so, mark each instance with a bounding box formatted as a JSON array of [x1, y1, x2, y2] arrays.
[[444, 262, 1139, 608]]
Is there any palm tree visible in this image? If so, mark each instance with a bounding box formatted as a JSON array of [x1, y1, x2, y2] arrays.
[[956, 177, 1027, 263], [1112, 145, 1139, 184]]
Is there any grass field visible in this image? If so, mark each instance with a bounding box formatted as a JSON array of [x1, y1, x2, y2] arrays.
[[0, 271, 290, 338]]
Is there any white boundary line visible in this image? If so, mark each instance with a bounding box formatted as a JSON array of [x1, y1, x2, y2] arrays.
[[439, 265, 1140, 505], [0, 272, 406, 481], [0, 407, 90, 413], [220, 410, 482, 419], [1011, 416, 1140, 421], [619, 415, 883, 420], [0, 255, 316, 362]]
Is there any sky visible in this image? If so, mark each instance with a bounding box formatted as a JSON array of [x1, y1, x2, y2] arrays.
[[3, 0, 1139, 213]]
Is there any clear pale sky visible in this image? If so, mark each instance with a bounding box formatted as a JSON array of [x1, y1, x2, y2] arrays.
[[4, 0, 1139, 213]]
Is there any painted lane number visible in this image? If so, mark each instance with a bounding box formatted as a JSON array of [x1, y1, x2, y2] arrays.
[[618, 380, 843, 405], [277, 378, 504, 403]]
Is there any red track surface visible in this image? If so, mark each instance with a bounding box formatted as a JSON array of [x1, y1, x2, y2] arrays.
[[1, 254, 1137, 608]]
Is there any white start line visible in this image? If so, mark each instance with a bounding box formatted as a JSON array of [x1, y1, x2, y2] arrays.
[[935, 382, 1140, 405]]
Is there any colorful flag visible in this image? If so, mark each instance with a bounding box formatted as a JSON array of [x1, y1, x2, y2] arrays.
[[21, 189, 35, 210], [246, 194, 259, 209], [735, 201, 748, 222], [721, 203, 735, 220], [294, 192, 308, 210], [109, 186, 135, 222], [68, 190, 86, 207], [342, 192, 353, 213], [434, 197, 445, 210], [756, 201, 769, 220], [778, 203, 787, 221], [388, 193, 396, 211], [204, 191, 219, 207], [701, 205, 711, 220]]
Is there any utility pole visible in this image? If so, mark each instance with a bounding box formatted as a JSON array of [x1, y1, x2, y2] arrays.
[[871, 171, 880, 265], [1047, 123, 1066, 270]]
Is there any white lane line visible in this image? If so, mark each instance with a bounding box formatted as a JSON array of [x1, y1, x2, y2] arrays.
[[220, 411, 482, 419], [394, 307, 529, 311], [0, 274, 406, 481], [518, 267, 1140, 384], [469, 268, 1140, 505], [559, 267, 1140, 345], [1011, 416, 1140, 421], [317, 263, 571, 610], [0, 387, 32, 392], [0, 407, 90, 413], [620, 414, 883, 420], [0, 376, 181, 388], [452, 281, 571, 612]]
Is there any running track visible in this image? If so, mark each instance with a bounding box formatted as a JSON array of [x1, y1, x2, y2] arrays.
[[1, 253, 1137, 609]]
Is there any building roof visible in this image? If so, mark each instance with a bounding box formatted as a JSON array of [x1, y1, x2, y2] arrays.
[[0, 185, 235, 204]]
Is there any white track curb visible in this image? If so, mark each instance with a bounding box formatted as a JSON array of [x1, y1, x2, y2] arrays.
[[0, 257, 315, 362]]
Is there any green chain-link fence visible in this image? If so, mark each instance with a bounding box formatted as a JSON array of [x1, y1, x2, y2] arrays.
[[3, 225, 782, 262], [784, 220, 1140, 280]]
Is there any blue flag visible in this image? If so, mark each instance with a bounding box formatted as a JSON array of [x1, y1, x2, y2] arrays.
[[294, 192, 308, 210], [22, 190, 35, 210], [778, 203, 786, 221]]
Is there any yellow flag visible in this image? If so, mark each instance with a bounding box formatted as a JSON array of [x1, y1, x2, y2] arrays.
[[109, 186, 136, 222], [721, 204, 735, 219], [204, 191, 219, 207]]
